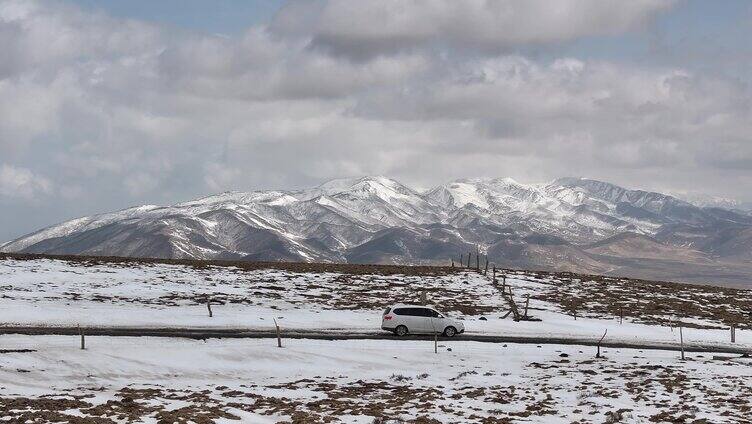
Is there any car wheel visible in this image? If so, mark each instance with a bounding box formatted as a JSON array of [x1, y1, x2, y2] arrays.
[[395, 325, 408, 337], [443, 326, 457, 337]]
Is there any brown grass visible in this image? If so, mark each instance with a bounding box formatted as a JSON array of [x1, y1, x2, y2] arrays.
[[1, 252, 457, 276]]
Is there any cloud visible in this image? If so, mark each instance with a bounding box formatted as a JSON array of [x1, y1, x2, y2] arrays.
[[0, 0, 751, 242], [0, 0, 162, 78], [154, 28, 430, 102], [352, 56, 752, 169], [271, 0, 676, 58], [0, 164, 52, 200]]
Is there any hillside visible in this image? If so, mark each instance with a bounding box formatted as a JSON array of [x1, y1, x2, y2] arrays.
[[3, 176, 752, 287]]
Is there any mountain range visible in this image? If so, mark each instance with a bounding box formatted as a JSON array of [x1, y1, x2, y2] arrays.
[[3, 176, 752, 287]]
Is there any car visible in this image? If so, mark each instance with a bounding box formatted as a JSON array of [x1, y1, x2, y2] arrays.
[[381, 304, 465, 337]]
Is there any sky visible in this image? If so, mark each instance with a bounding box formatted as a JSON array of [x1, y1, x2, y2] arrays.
[[1, 0, 752, 242]]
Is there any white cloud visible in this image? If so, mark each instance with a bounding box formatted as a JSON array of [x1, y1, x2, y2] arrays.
[[0, 164, 52, 200], [0, 0, 751, 240], [203, 162, 241, 192], [124, 172, 158, 196]]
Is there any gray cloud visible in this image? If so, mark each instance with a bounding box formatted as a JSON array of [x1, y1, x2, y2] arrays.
[[1, 0, 751, 242], [271, 0, 676, 58]]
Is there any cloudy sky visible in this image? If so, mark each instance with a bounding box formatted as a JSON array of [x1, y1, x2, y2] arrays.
[[1, 0, 752, 241]]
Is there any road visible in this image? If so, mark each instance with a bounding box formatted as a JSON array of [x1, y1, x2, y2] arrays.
[[1, 326, 749, 355]]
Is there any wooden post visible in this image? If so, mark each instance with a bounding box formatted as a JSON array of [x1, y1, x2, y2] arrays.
[[273, 318, 282, 348], [460, 254, 463, 268], [506, 287, 520, 321], [420, 290, 427, 305], [524, 294, 530, 319], [484, 258, 489, 275], [596, 329, 607, 358], [492, 266, 496, 282], [679, 325, 685, 360], [207, 297, 213, 318], [434, 332, 438, 354], [731, 325, 736, 343], [467, 252, 472, 268], [619, 307, 623, 325], [476, 251, 480, 271], [451, 259, 454, 268], [79, 325, 85, 350], [501, 276, 506, 291]]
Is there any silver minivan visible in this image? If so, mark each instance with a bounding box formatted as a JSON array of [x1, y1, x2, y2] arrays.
[[381, 304, 465, 337]]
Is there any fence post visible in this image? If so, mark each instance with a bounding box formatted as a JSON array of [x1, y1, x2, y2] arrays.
[[434, 332, 438, 354], [207, 297, 213, 318], [484, 258, 489, 275], [524, 294, 530, 319], [79, 325, 85, 350], [596, 329, 607, 358], [619, 307, 623, 325], [731, 325, 736, 343], [273, 318, 282, 348], [679, 325, 685, 360], [506, 287, 520, 321], [467, 252, 472, 268]]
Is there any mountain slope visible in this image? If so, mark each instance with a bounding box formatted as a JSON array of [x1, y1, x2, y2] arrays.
[[3, 176, 752, 286]]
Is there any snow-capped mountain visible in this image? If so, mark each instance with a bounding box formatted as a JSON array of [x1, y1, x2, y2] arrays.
[[2, 176, 445, 262], [672, 192, 752, 212], [3, 176, 752, 285]]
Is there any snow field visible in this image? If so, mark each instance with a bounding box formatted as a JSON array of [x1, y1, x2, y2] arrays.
[[2, 257, 752, 422], [1, 336, 750, 423], [1, 258, 749, 351]]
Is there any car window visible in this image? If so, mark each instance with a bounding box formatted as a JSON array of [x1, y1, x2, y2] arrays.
[[414, 308, 433, 317], [393, 307, 437, 317], [406, 308, 423, 316], [383, 307, 391, 315], [397, 308, 421, 316]]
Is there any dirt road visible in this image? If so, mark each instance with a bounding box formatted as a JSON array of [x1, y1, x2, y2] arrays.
[[1, 325, 749, 355]]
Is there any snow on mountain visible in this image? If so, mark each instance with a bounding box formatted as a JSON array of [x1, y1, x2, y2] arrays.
[[671, 192, 752, 212], [552, 177, 694, 215], [426, 177, 662, 241], [3, 204, 164, 253], [301, 176, 445, 228], [0, 176, 440, 261], [3, 176, 751, 285]]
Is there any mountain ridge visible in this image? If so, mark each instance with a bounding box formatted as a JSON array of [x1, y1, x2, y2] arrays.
[[3, 176, 752, 287]]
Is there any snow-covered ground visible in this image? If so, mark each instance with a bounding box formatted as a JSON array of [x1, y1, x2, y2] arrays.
[[1, 257, 752, 423], [1, 258, 750, 351], [1, 335, 750, 423]]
